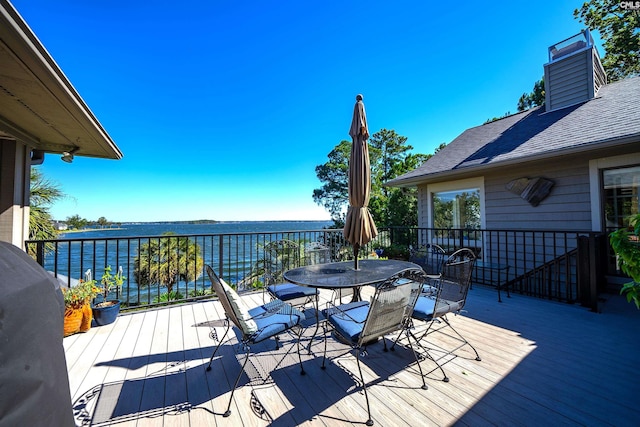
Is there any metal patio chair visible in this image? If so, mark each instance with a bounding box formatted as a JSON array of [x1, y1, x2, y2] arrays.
[[409, 243, 446, 276], [263, 239, 318, 308], [396, 248, 481, 382], [204, 265, 306, 417], [303, 241, 331, 266], [321, 268, 427, 426]]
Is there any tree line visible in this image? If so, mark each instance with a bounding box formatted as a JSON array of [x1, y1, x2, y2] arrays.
[[65, 215, 119, 230], [312, 129, 445, 229]]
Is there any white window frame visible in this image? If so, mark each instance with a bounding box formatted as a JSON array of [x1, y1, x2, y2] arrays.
[[589, 153, 640, 232]]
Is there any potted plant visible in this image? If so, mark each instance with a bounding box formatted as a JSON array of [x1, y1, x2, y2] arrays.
[[609, 213, 640, 309], [92, 265, 125, 326], [61, 272, 99, 336]]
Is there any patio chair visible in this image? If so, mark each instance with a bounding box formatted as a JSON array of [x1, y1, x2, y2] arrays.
[[397, 248, 481, 382], [409, 243, 446, 276], [204, 265, 306, 417], [303, 241, 331, 265], [264, 239, 318, 309], [321, 268, 427, 426]]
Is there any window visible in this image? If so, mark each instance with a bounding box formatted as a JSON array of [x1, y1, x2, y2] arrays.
[[424, 178, 485, 255], [589, 153, 640, 232], [603, 165, 640, 230], [432, 188, 481, 229]]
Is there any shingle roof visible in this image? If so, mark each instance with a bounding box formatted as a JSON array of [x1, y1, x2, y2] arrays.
[[388, 76, 640, 186]]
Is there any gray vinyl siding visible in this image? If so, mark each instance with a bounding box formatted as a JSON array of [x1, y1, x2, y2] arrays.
[[417, 185, 429, 228], [484, 160, 592, 231], [544, 48, 594, 111], [416, 158, 593, 232]]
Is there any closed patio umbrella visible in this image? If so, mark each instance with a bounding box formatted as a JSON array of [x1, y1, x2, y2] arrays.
[[343, 94, 378, 270]]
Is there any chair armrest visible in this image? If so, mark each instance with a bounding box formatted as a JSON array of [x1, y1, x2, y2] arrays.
[[254, 299, 286, 316], [324, 301, 368, 324], [422, 274, 441, 296], [249, 299, 305, 324]]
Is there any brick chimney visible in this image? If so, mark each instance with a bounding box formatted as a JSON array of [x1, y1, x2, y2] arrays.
[[543, 29, 607, 112]]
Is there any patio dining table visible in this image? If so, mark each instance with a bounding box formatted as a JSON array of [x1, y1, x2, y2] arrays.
[[283, 259, 422, 302], [283, 259, 423, 351]]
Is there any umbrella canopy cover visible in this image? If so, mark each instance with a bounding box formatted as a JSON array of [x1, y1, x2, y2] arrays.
[[344, 94, 378, 257]]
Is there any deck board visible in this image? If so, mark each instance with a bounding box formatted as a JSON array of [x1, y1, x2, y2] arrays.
[[63, 285, 640, 426]]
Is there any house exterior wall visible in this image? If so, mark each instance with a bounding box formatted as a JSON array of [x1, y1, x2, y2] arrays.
[[417, 157, 592, 232], [484, 159, 592, 231], [0, 140, 30, 249]]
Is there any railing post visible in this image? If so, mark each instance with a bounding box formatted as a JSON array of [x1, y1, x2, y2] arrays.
[[587, 233, 600, 312], [36, 241, 45, 267], [218, 234, 224, 280], [577, 235, 598, 311]]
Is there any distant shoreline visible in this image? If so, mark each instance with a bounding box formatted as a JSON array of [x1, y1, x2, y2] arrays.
[[59, 219, 333, 234], [61, 228, 125, 233], [57, 219, 331, 227]]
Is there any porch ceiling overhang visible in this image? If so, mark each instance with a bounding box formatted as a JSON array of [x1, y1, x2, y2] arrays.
[[0, 1, 122, 159]]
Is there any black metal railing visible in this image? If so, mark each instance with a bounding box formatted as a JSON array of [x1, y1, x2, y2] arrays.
[[25, 226, 607, 311], [27, 229, 349, 310]]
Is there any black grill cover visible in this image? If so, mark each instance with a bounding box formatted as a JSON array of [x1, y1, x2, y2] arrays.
[[0, 242, 74, 426]]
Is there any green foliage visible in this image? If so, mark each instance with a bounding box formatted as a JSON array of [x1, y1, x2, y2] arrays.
[[574, 1, 640, 81], [66, 214, 88, 230], [62, 272, 100, 310], [609, 213, 640, 309], [134, 232, 204, 296], [313, 129, 435, 228], [154, 290, 185, 303], [313, 140, 351, 225], [189, 288, 213, 297], [262, 239, 301, 285], [380, 244, 409, 260], [517, 77, 545, 112], [29, 168, 62, 243], [98, 265, 125, 300]]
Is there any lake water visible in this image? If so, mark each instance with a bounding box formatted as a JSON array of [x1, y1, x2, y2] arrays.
[[52, 220, 337, 304], [60, 220, 335, 239]]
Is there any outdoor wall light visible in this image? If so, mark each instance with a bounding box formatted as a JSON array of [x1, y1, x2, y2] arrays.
[[61, 147, 79, 163]]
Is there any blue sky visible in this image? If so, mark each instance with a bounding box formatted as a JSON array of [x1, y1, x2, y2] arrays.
[[12, 1, 599, 222]]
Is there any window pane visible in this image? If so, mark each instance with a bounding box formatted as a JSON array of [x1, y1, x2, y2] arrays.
[[432, 188, 480, 229], [603, 166, 640, 230]]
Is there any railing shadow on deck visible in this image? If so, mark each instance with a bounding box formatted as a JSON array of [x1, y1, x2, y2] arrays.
[[73, 356, 221, 425], [266, 338, 433, 426], [75, 324, 313, 426]]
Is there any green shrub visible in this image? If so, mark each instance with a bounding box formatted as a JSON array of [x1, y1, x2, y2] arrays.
[[609, 213, 640, 309]]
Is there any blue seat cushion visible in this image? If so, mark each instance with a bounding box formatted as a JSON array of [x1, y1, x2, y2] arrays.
[[412, 296, 462, 321], [327, 301, 370, 344], [248, 301, 305, 343], [268, 283, 317, 301]]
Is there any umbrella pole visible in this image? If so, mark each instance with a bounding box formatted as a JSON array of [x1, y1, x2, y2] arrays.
[[354, 244, 359, 270]]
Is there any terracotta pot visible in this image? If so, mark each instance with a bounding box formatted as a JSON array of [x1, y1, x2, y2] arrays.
[[79, 303, 92, 332], [63, 307, 83, 337]]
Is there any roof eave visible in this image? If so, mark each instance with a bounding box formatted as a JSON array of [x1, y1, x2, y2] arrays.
[[386, 133, 640, 187], [0, 0, 122, 159]]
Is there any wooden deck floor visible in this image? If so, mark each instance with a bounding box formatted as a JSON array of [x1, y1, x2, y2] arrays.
[[63, 286, 640, 427]]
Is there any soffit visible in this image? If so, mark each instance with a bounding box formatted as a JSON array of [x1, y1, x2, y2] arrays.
[[0, 2, 122, 159]]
